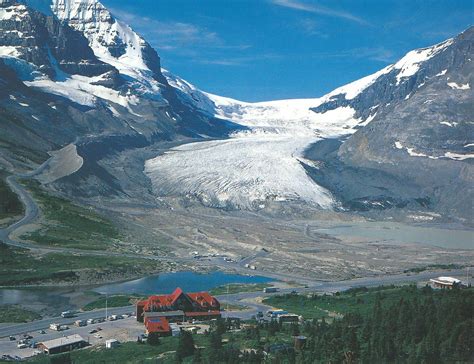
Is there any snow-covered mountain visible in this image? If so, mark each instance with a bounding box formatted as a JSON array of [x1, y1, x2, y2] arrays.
[[0, 0, 472, 220], [165, 34, 460, 136], [0, 0, 166, 110], [149, 29, 473, 217]]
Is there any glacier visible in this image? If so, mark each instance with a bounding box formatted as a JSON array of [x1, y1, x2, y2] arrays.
[[145, 132, 336, 210], [146, 74, 366, 210]]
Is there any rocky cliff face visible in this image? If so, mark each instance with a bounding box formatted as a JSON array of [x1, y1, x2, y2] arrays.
[[50, 0, 167, 84], [0, 1, 114, 77]]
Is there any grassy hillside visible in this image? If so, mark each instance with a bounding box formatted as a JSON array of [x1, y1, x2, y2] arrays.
[[0, 305, 41, 323], [264, 285, 418, 319], [82, 294, 146, 311], [20, 179, 121, 250], [0, 172, 23, 226], [210, 283, 271, 295], [0, 242, 166, 286]]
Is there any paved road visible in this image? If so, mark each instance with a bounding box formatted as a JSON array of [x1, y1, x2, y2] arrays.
[[0, 174, 44, 249], [237, 249, 269, 268], [0, 306, 135, 338], [218, 268, 470, 319]]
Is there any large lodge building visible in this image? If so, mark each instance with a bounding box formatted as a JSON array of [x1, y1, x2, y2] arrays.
[[136, 288, 221, 336]]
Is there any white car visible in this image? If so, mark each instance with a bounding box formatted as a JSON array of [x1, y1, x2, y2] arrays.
[[17, 343, 28, 349]]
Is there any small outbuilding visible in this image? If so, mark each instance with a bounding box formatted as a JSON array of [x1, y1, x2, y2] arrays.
[[278, 314, 300, 324], [105, 339, 120, 349], [38, 334, 87, 355], [294, 335, 307, 350], [429, 276, 462, 289]]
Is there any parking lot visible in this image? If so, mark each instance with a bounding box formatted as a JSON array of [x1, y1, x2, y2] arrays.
[[0, 315, 145, 360]]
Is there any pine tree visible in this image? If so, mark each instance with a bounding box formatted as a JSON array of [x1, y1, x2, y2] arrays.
[[147, 332, 160, 346], [192, 348, 202, 363], [210, 330, 222, 350], [176, 331, 195, 361]]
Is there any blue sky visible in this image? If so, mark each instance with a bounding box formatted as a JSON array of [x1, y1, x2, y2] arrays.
[[102, 0, 473, 102]]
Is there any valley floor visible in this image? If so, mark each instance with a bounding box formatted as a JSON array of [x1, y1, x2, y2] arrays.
[[1, 151, 472, 287], [103, 200, 474, 281]]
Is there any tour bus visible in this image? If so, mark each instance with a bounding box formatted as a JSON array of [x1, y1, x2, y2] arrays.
[[61, 311, 75, 318]]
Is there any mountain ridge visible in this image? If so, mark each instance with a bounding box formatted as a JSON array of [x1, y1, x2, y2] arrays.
[[0, 0, 472, 221]]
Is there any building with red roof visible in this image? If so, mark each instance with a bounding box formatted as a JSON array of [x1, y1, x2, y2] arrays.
[[144, 316, 171, 336], [136, 288, 221, 323]]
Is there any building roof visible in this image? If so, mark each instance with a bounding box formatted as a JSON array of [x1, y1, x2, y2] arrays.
[[430, 276, 461, 285], [144, 310, 184, 318], [184, 310, 221, 317], [170, 287, 184, 305], [187, 292, 220, 309], [145, 317, 171, 333], [278, 314, 299, 318], [40, 334, 86, 350], [140, 287, 220, 312]]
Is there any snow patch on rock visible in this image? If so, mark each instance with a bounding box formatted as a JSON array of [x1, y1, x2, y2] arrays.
[[25, 74, 139, 109], [394, 38, 453, 84], [447, 82, 470, 90], [440, 121, 458, 127]]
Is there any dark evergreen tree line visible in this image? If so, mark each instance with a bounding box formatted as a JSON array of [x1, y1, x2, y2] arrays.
[[303, 286, 473, 363]]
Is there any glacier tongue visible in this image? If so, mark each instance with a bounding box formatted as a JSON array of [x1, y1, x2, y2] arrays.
[[145, 133, 335, 210]]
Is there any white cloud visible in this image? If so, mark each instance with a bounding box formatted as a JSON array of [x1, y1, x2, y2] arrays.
[[109, 8, 250, 52], [271, 0, 369, 26], [298, 18, 329, 37]]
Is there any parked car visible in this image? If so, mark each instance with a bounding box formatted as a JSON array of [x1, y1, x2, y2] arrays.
[[38, 330, 46, 334], [17, 343, 28, 349], [9, 336, 16, 341], [88, 329, 98, 334], [23, 334, 33, 339]]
